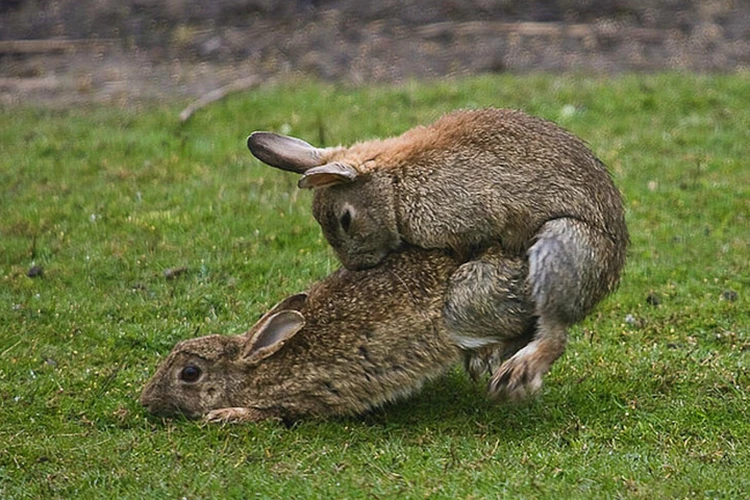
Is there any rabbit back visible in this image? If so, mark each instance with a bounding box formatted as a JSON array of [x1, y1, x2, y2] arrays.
[[380, 109, 627, 258], [251, 249, 463, 419]]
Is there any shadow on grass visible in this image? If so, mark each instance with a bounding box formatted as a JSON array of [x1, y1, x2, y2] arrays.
[[335, 370, 589, 439]]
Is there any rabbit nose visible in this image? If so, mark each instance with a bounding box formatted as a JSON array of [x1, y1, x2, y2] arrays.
[[139, 386, 155, 407]]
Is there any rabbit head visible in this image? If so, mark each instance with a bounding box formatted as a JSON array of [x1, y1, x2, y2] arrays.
[[140, 294, 307, 419], [247, 132, 401, 270]]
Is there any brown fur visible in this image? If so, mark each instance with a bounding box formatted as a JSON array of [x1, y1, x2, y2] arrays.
[[140, 247, 537, 422], [247, 108, 629, 401]]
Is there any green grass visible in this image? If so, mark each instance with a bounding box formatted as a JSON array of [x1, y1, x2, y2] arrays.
[[1, 73, 748, 498]]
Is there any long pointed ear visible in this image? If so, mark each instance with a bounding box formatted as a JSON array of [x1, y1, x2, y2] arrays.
[[247, 132, 324, 173], [298, 162, 359, 189], [243, 310, 305, 364], [267, 292, 308, 314], [243, 293, 308, 340]]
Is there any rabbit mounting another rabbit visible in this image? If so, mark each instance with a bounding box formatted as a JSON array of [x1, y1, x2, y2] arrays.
[[141, 247, 536, 423], [248, 108, 629, 401]]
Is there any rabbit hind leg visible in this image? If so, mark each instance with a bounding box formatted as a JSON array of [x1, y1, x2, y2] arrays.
[[490, 218, 611, 401], [443, 246, 536, 381]]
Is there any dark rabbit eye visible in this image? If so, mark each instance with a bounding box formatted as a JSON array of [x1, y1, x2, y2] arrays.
[[340, 209, 352, 233], [180, 365, 202, 383]]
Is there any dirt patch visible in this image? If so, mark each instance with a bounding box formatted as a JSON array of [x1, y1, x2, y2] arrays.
[[1, 0, 748, 107]]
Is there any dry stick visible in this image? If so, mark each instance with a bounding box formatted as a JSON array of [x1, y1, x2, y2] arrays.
[[415, 21, 662, 42], [179, 76, 262, 122], [0, 39, 116, 55]]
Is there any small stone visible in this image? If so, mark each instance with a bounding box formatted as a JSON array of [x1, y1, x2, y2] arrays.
[[27, 265, 43, 278], [560, 104, 577, 118]]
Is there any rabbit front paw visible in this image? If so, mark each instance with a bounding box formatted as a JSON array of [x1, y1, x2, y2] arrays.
[[464, 345, 506, 381], [204, 407, 266, 423]]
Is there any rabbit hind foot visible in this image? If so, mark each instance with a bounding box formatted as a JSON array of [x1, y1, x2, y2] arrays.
[[488, 316, 567, 402]]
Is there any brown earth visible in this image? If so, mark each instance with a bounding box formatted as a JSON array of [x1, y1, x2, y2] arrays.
[[1, 0, 748, 107]]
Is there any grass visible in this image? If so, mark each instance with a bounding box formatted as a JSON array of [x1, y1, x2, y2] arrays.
[[1, 73, 748, 498]]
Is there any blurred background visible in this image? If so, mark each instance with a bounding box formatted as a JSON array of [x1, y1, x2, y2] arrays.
[[1, 0, 748, 107]]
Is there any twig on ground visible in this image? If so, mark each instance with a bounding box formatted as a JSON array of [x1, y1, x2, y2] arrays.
[[179, 76, 262, 122]]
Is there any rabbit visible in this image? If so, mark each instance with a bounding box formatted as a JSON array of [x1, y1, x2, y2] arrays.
[[247, 107, 629, 401], [140, 246, 537, 423]]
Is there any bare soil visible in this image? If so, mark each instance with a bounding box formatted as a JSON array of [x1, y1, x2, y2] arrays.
[[1, 0, 748, 107]]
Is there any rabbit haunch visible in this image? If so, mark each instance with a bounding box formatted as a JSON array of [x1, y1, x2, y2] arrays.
[[141, 248, 535, 423], [248, 108, 629, 401]]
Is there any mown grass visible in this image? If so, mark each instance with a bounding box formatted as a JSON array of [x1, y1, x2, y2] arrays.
[[1, 73, 747, 498]]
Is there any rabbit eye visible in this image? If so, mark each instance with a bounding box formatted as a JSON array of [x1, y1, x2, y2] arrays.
[[179, 365, 202, 383], [340, 209, 352, 233]]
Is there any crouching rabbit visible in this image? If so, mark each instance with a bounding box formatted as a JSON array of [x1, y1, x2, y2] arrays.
[[141, 247, 535, 423]]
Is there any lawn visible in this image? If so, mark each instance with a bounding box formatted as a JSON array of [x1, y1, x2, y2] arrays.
[[1, 73, 747, 498]]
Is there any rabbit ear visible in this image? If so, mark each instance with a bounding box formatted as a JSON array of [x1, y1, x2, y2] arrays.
[[247, 132, 324, 174], [298, 162, 359, 189], [268, 292, 308, 313], [243, 310, 305, 364], [243, 293, 308, 340]]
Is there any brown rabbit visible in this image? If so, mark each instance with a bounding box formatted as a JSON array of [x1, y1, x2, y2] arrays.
[[140, 247, 536, 423], [247, 108, 629, 401]]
